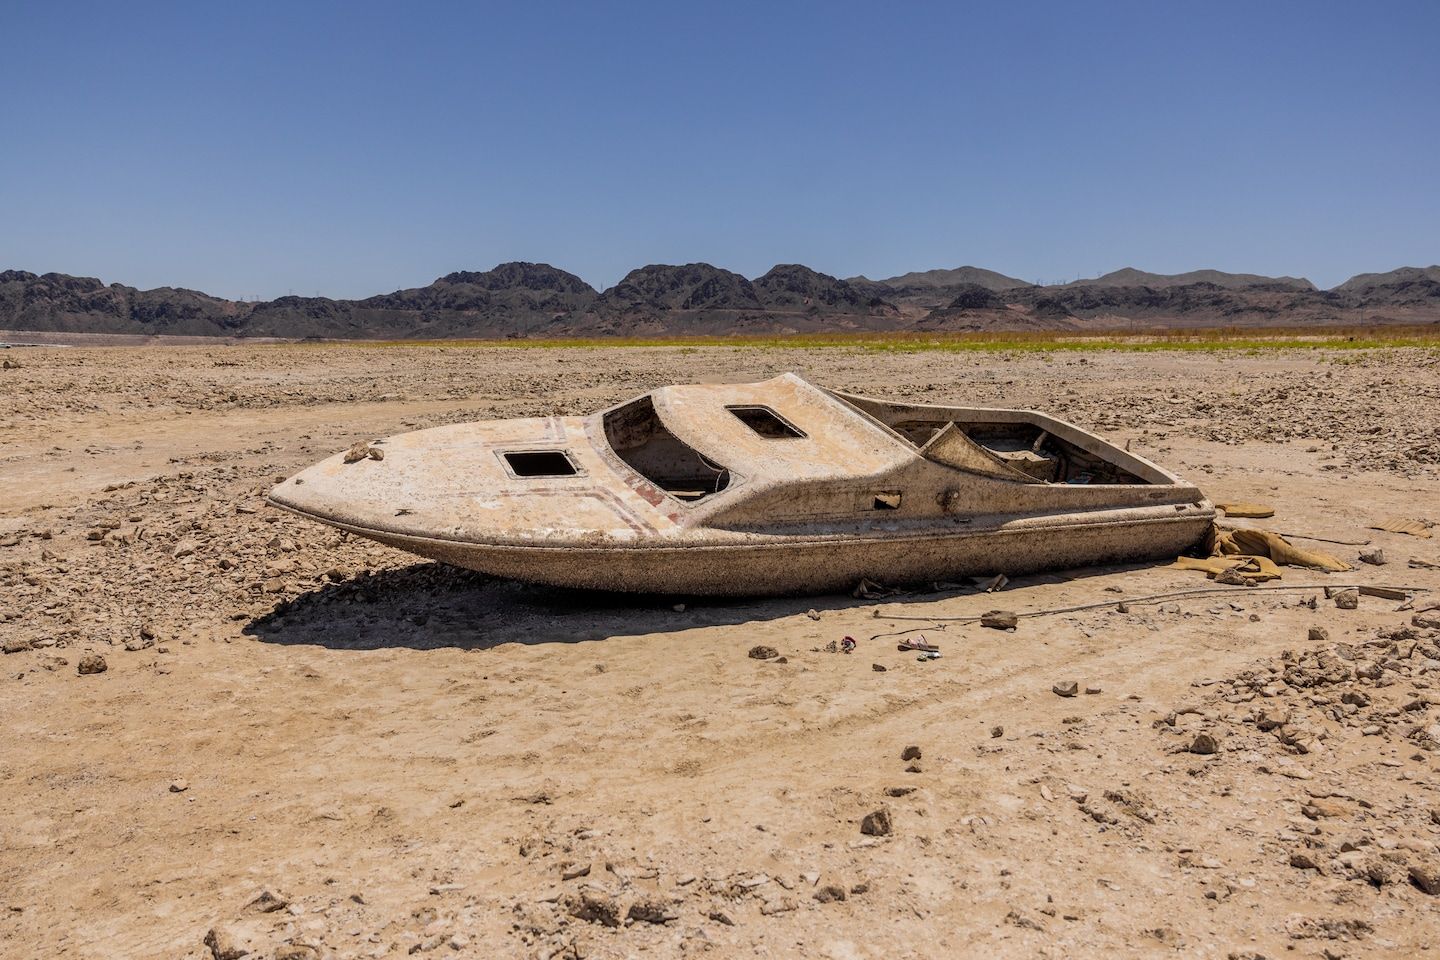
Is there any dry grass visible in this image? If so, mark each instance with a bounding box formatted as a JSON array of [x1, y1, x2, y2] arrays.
[[320, 323, 1440, 354]]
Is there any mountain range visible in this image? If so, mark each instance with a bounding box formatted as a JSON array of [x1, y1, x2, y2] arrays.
[[2, 262, 1437, 340]]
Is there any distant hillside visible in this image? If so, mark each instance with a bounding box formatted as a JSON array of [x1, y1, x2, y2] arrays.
[[1334, 266, 1440, 291], [2, 261, 1438, 340], [855, 266, 1029, 291], [1062, 268, 1316, 291]]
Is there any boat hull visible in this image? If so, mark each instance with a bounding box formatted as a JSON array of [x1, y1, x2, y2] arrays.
[[284, 504, 1213, 595]]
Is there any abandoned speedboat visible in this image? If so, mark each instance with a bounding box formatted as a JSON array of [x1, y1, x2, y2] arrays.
[[268, 373, 1214, 595]]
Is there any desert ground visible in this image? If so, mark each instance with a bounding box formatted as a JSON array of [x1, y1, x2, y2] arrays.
[[3, 340, 1440, 960]]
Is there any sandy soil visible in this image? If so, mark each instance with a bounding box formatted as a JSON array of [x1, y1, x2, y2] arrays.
[[2, 343, 1440, 960]]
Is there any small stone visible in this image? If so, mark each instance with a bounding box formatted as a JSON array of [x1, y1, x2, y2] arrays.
[[627, 896, 678, 924], [203, 926, 249, 960], [560, 862, 590, 880], [1308, 626, 1330, 643], [990, 725, 1004, 738], [871, 663, 886, 672], [759, 896, 798, 915], [707, 909, 735, 926], [1410, 862, 1440, 895], [172, 539, 197, 559], [981, 610, 1018, 630], [77, 654, 107, 675], [860, 807, 893, 836], [1358, 548, 1387, 566], [748, 645, 779, 660], [1256, 709, 1289, 732], [274, 947, 318, 960], [566, 889, 621, 927], [900, 745, 921, 761], [169, 778, 190, 794], [1084, 684, 1102, 695], [2, 637, 30, 654], [1332, 589, 1359, 610], [1301, 799, 1350, 819], [1187, 732, 1220, 755], [343, 441, 372, 463], [807, 609, 821, 620], [1052, 681, 1079, 698], [814, 884, 847, 903]]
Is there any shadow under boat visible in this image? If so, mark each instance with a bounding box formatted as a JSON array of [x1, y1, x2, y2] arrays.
[[241, 559, 1156, 652]]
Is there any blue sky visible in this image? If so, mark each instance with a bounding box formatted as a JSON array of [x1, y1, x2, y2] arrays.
[[2, 0, 1436, 297]]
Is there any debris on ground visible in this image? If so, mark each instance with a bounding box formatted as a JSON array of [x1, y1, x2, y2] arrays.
[[1216, 502, 1275, 518], [1370, 517, 1433, 539], [981, 610, 1019, 630]]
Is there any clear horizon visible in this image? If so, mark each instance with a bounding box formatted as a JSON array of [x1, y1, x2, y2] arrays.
[[3, 1, 1436, 299]]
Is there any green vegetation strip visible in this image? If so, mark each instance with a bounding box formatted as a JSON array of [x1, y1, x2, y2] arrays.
[[308, 325, 1440, 354]]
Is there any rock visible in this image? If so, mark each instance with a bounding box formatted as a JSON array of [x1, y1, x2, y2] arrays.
[[343, 441, 373, 463], [560, 861, 590, 880], [1052, 681, 1079, 698], [3, 637, 30, 654], [169, 778, 189, 794], [884, 786, 915, 797], [172, 539, 197, 559], [759, 896, 798, 915], [814, 884, 847, 903], [1409, 862, 1440, 895], [274, 946, 318, 960], [871, 663, 886, 672], [1414, 613, 1440, 630], [900, 745, 921, 761], [747, 645, 779, 660], [1084, 684, 1102, 695], [1187, 732, 1220, 755], [77, 654, 107, 675], [981, 610, 1018, 630], [1308, 626, 1330, 643], [860, 807, 893, 836], [1301, 799, 1350, 819], [807, 609, 821, 620], [1333, 589, 1359, 610], [1288, 850, 1323, 871], [1256, 709, 1289, 732], [990, 725, 1004, 738], [1358, 547, 1387, 566], [204, 926, 249, 960], [566, 889, 621, 927], [627, 896, 678, 924]]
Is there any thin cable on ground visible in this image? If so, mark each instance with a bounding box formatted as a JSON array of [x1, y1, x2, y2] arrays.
[[1270, 532, 1373, 546], [868, 582, 1431, 642]]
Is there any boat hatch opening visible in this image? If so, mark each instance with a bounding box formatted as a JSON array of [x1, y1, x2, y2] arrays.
[[872, 491, 902, 510], [503, 450, 579, 478], [726, 405, 806, 439], [603, 396, 731, 502]]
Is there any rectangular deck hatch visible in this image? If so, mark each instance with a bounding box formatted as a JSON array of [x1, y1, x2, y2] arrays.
[[727, 405, 806, 439], [503, 450, 578, 477]]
